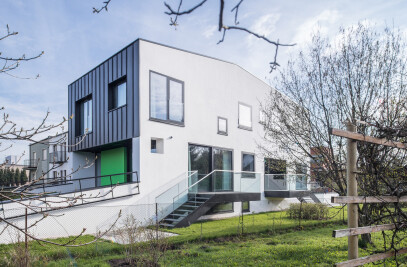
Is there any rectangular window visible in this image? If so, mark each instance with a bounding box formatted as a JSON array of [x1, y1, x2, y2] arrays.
[[238, 102, 252, 130], [242, 201, 250, 212], [42, 149, 47, 161], [151, 139, 157, 153], [53, 171, 58, 178], [242, 153, 255, 178], [208, 202, 234, 214], [109, 78, 126, 110], [32, 152, 36, 161], [217, 117, 228, 135], [76, 96, 92, 136], [150, 71, 184, 125], [265, 158, 287, 179]]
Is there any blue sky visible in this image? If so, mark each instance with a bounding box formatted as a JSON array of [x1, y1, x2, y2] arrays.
[[1, 0, 407, 160]]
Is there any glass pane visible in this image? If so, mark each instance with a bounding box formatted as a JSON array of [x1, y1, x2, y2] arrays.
[[150, 72, 167, 120], [209, 202, 233, 214], [82, 101, 88, 134], [117, 82, 126, 107], [218, 118, 227, 133], [188, 145, 211, 191], [169, 80, 183, 122], [213, 148, 233, 191], [242, 154, 255, 172], [239, 104, 252, 128], [87, 100, 92, 132]]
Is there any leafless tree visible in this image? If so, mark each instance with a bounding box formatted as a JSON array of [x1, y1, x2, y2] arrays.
[[0, 25, 119, 262], [93, 0, 295, 72], [260, 23, 407, 263]]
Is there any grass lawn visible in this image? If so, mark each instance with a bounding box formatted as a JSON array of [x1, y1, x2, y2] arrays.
[[1, 207, 406, 266]]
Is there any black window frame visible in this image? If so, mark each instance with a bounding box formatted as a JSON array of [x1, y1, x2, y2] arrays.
[[149, 70, 185, 127], [108, 76, 127, 111], [238, 102, 253, 131], [75, 95, 93, 137], [217, 116, 228, 135]]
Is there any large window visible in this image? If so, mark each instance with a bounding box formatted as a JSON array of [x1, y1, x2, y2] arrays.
[[109, 78, 126, 110], [238, 102, 252, 130], [264, 158, 287, 179], [76, 96, 92, 136], [150, 71, 184, 125]]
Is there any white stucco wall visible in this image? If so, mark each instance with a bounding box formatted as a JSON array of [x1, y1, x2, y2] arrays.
[[136, 40, 297, 213]]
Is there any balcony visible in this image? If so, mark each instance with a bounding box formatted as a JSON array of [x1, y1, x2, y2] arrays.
[[23, 159, 38, 170], [264, 174, 311, 198], [49, 151, 67, 163]]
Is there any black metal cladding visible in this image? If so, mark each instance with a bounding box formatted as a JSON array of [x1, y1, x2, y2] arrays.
[[68, 41, 140, 152]]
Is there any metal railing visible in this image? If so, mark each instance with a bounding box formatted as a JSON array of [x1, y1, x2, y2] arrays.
[[18, 171, 140, 198], [168, 170, 261, 220], [49, 151, 67, 163], [23, 159, 38, 169], [264, 174, 309, 191], [156, 171, 198, 221]]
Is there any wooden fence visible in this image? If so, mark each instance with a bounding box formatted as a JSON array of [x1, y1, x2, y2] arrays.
[[329, 125, 407, 266]]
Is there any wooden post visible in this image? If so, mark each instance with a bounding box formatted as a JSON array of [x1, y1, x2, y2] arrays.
[[25, 208, 28, 267], [347, 122, 358, 260]]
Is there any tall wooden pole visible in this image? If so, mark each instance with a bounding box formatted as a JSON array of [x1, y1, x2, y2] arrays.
[[346, 122, 358, 259]]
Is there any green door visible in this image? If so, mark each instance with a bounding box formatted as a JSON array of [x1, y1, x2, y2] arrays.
[[100, 147, 127, 186]]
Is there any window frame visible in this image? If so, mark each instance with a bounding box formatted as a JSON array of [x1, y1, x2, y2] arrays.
[[42, 149, 47, 161], [149, 70, 185, 126], [217, 116, 228, 136], [75, 95, 93, 137], [238, 102, 253, 131], [242, 201, 250, 212], [108, 76, 127, 111]]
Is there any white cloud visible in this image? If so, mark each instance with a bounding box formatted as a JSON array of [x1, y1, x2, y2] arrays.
[[292, 9, 341, 47], [202, 25, 217, 39], [247, 13, 281, 46]]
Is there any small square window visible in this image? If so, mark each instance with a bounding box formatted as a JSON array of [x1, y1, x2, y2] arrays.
[[218, 117, 228, 135], [242, 201, 250, 212], [151, 138, 164, 154], [109, 78, 126, 110]]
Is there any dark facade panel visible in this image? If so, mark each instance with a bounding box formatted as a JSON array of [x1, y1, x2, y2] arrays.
[[68, 41, 140, 152]]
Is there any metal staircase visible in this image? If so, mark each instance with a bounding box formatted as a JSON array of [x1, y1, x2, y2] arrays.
[[156, 170, 261, 228], [160, 194, 214, 228]]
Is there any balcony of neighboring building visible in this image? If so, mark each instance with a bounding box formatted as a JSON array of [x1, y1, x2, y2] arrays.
[[23, 159, 38, 170], [264, 174, 311, 198], [49, 151, 67, 164]]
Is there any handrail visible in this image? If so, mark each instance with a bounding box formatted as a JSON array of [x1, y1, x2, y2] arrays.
[[155, 171, 197, 200], [172, 170, 261, 203]]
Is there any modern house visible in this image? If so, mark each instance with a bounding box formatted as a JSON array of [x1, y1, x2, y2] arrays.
[[65, 39, 312, 225], [0, 39, 314, 243]]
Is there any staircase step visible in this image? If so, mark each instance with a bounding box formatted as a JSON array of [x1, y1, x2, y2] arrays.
[[176, 209, 193, 213], [181, 205, 200, 208], [165, 218, 182, 222], [160, 223, 175, 228], [168, 213, 188, 218]]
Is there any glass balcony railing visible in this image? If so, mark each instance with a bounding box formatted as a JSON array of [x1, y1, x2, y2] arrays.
[[264, 174, 310, 191], [23, 159, 38, 169]]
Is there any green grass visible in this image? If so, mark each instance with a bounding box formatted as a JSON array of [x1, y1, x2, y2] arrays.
[[1, 206, 406, 266]]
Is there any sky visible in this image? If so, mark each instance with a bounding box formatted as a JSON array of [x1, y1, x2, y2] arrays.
[[1, 0, 407, 161]]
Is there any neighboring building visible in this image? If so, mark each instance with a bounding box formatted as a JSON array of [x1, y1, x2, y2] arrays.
[[1, 155, 29, 182], [23, 132, 71, 182]]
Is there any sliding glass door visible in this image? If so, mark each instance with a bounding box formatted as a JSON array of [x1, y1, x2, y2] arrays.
[[188, 144, 233, 192]]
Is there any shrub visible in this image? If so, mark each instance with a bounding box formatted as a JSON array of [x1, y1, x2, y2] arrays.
[[287, 203, 329, 220]]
